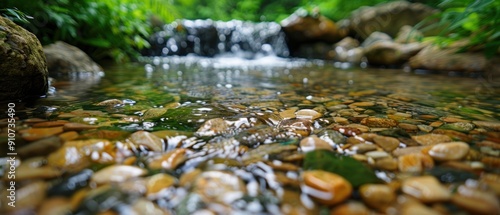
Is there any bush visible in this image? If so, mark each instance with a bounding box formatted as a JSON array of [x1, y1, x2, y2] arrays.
[[2, 0, 177, 62]]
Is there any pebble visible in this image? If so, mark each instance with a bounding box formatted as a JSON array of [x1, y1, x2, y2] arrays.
[[451, 185, 500, 215], [398, 123, 418, 131], [300, 135, 332, 152], [373, 135, 400, 152], [374, 157, 398, 171], [302, 170, 352, 205], [32, 120, 69, 128], [333, 117, 349, 125], [194, 171, 246, 204], [132, 198, 169, 215], [330, 201, 370, 215], [279, 108, 297, 119], [295, 109, 322, 120], [428, 142, 470, 161], [149, 148, 187, 170], [349, 143, 377, 154], [398, 153, 434, 173], [146, 173, 176, 197], [38, 197, 72, 215], [18, 136, 62, 158], [365, 151, 389, 159], [19, 126, 64, 142], [360, 117, 398, 128], [359, 184, 396, 211], [91, 165, 147, 185], [129, 131, 164, 151], [400, 201, 442, 215], [472, 121, 500, 131], [196, 118, 230, 136], [441, 117, 469, 123], [411, 133, 452, 145], [95, 99, 123, 107], [349, 101, 375, 107], [402, 176, 451, 203], [143, 108, 168, 119], [429, 121, 444, 127], [63, 123, 99, 131], [2, 181, 47, 211], [417, 124, 433, 132], [58, 131, 79, 142]]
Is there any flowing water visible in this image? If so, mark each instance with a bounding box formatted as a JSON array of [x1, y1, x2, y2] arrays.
[[2, 20, 500, 215]]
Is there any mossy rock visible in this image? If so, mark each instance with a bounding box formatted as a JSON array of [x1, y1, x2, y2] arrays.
[[0, 17, 48, 102]]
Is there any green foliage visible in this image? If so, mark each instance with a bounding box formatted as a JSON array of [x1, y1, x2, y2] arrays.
[[420, 0, 500, 57], [303, 150, 381, 187], [3, 0, 177, 62], [0, 8, 33, 23]]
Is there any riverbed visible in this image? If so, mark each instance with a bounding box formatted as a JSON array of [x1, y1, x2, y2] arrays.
[[1, 56, 500, 214]]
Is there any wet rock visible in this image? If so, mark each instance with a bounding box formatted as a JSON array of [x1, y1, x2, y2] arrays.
[[18, 136, 62, 158], [473, 121, 500, 131], [361, 32, 392, 48], [330, 201, 371, 215], [349, 143, 377, 154], [359, 184, 396, 212], [149, 148, 188, 170], [132, 198, 170, 215], [411, 133, 452, 145], [63, 122, 99, 131], [91, 165, 147, 185], [48, 169, 93, 197], [409, 45, 490, 72], [47, 139, 114, 171], [14, 163, 62, 181], [427, 166, 477, 183], [193, 171, 246, 205], [142, 107, 168, 119], [295, 109, 322, 120], [374, 157, 398, 171], [59, 131, 79, 142], [399, 200, 442, 215], [19, 126, 64, 142], [302, 170, 352, 205], [441, 122, 475, 133], [398, 153, 434, 173], [32, 120, 69, 127], [365, 151, 390, 159], [347, 1, 438, 39], [402, 176, 451, 203], [129, 130, 164, 152], [146, 173, 176, 197], [300, 135, 332, 152], [0, 16, 48, 102], [95, 99, 123, 107], [280, 119, 314, 137], [44, 41, 102, 75], [361, 117, 397, 128], [38, 197, 72, 215], [1, 181, 47, 211], [373, 135, 400, 152], [196, 118, 230, 137], [451, 184, 500, 215], [428, 142, 470, 161]]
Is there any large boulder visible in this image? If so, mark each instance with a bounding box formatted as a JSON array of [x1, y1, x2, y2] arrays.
[[0, 17, 48, 102], [347, 1, 438, 39], [362, 31, 425, 66], [409, 45, 490, 72], [281, 9, 348, 44], [43, 41, 103, 78]]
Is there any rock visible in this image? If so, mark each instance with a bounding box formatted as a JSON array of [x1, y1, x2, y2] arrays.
[[91, 165, 147, 185], [398, 153, 434, 173], [373, 135, 400, 152], [333, 37, 364, 63], [349, 143, 377, 154], [300, 135, 333, 152], [395, 25, 423, 44], [43, 41, 102, 76], [364, 40, 424, 66], [428, 142, 470, 161], [295, 109, 322, 120], [473, 121, 500, 131], [129, 131, 164, 152], [402, 176, 451, 203], [146, 173, 176, 197], [193, 171, 246, 205], [18, 136, 62, 158], [302, 170, 352, 205], [411, 133, 452, 145], [1, 181, 47, 211], [359, 184, 396, 212], [281, 9, 347, 44], [149, 148, 188, 170], [0, 16, 48, 102], [330, 201, 371, 215], [38, 197, 72, 215], [196, 118, 230, 137], [451, 185, 500, 215], [360, 32, 392, 48], [361, 117, 398, 128], [409, 45, 489, 72], [19, 126, 64, 142], [347, 1, 438, 39]]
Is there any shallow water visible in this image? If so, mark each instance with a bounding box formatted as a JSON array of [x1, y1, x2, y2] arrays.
[[2, 56, 500, 214]]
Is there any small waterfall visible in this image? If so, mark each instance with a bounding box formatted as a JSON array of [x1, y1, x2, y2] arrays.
[[145, 20, 290, 59]]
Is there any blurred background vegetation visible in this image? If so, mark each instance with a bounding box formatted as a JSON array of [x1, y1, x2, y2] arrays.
[[1, 0, 498, 61]]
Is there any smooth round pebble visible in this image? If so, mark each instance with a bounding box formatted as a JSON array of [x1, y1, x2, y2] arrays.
[[428, 142, 470, 161], [302, 170, 352, 205]]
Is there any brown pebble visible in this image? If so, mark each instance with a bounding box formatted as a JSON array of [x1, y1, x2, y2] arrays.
[[20, 126, 65, 142], [411, 133, 452, 146], [359, 184, 396, 212], [402, 176, 451, 203], [149, 148, 187, 170], [63, 123, 99, 131], [361, 117, 397, 128], [303, 170, 352, 205], [428, 142, 470, 161], [32, 120, 69, 128], [373, 135, 400, 152], [59, 131, 79, 142]]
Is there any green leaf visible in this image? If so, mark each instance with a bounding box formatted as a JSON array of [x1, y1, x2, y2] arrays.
[[303, 150, 381, 187], [80, 38, 112, 48]]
